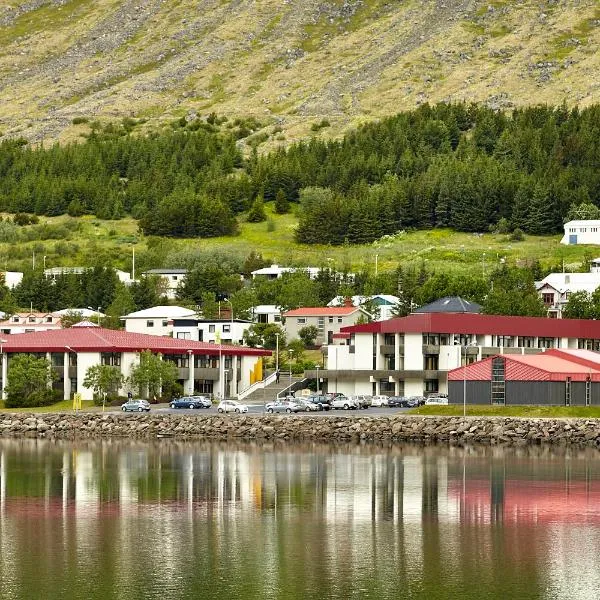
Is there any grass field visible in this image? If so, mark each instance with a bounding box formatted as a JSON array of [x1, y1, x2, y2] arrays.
[[0, 399, 95, 413], [0, 207, 591, 276], [411, 405, 600, 418]]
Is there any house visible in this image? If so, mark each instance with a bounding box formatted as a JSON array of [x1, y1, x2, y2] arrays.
[[311, 312, 600, 398], [54, 308, 105, 323], [327, 295, 400, 321], [561, 220, 600, 245], [251, 305, 282, 324], [44, 267, 134, 285], [282, 305, 370, 345], [0, 326, 270, 401], [535, 270, 600, 318], [172, 318, 253, 345], [122, 306, 197, 336], [448, 349, 600, 406], [0, 312, 62, 335], [0, 271, 23, 289], [141, 268, 188, 299]]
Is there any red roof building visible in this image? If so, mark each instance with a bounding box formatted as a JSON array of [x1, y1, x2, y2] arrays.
[[0, 326, 270, 402]]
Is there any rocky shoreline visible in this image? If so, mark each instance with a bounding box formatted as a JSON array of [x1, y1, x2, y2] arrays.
[[2, 413, 600, 447]]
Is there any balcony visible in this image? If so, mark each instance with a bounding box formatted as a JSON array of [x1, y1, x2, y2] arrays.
[[305, 368, 442, 380], [422, 344, 440, 355], [379, 344, 395, 355]]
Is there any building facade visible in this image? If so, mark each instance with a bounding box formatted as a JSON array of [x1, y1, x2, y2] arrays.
[[0, 327, 270, 401], [0, 312, 62, 335], [141, 269, 188, 299], [314, 313, 600, 398], [172, 318, 252, 345], [122, 306, 197, 336], [561, 220, 600, 245]]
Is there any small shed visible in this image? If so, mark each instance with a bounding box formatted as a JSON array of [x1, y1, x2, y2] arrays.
[[561, 220, 600, 245]]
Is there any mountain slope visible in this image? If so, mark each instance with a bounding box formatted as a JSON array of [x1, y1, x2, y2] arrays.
[[0, 0, 599, 144]]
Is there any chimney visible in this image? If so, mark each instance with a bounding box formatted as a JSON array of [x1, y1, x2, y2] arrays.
[[343, 296, 353, 307]]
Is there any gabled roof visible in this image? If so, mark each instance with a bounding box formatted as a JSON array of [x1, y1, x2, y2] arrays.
[[563, 220, 600, 227], [284, 306, 364, 317], [327, 294, 399, 307], [545, 349, 600, 369], [415, 296, 481, 314], [535, 272, 600, 294], [122, 306, 197, 319], [0, 328, 270, 356], [341, 312, 600, 338]]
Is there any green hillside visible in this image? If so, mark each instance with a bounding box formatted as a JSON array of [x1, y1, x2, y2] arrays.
[[0, 0, 599, 144]]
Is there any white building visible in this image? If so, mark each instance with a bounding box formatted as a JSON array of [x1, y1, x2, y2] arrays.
[[251, 305, 282, 324], [0, 312, 62, 335], [44, 267, 134, 285], [122, 306, 197, 336], [561, 220, 600, 245], [141, 269, 188, 299], [172, 317, 252, 345], [328, 295, 400, 321], [1, 271, 23, 289], [0, 326, 270, 401], [312, 312, 600, 398]]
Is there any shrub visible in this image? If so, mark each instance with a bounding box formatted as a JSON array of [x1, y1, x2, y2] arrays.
[[72, 117, 89, 125], [510, 228, 524, 241]]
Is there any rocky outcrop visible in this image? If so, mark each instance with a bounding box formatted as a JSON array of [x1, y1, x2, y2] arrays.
[[2, 413, 600, 447]]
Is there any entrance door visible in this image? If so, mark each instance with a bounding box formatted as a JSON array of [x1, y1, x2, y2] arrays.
[[569, 234, 577, 244]]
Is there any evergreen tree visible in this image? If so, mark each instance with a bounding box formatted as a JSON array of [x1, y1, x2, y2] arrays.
[[246, 194, 267, 223], [274, 188, 290, 214]]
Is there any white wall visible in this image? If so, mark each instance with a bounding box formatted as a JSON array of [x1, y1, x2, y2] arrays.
[[76, 352, 101, 400], [404, 333, 424, 370], [125, 318, 172, 337]]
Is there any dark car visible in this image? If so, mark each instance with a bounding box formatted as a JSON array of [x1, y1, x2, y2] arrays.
[[387, 396, 410, 408], [170, 396, 210, 409], [409, 396, 427, 407], [306, 395, 331, 411]]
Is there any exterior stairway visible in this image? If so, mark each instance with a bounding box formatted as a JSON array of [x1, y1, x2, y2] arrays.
[[241, 373, 305, 404]]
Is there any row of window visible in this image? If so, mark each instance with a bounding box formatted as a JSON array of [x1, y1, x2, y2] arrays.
[[297, 317, 344, 325], [569, 227, 598, 233]]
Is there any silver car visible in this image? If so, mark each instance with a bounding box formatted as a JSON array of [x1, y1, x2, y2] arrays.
[[121, 399, 151, 412], [293, 398, 320, 412], [265, 400, 303, 414], [331, 396, 358, 410]]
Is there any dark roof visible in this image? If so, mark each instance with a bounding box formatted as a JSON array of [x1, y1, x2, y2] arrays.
[[415, 296, 481, 314], [341, 312, 600, 338], [0, 328, 270, 357]]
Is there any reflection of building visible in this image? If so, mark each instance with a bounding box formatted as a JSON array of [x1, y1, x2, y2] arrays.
[[0, 325, 269, 400]]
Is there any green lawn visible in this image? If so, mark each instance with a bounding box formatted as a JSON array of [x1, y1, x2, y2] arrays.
[[1, 208, 589, 275], [0, 399, 95, 413], [411, 404, 600, 418]]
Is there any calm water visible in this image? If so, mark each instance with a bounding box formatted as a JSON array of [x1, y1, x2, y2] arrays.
[[1, 439, 600, 600]]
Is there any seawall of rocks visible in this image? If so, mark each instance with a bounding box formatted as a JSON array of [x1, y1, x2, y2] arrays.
[[2, 413, 600, 447]]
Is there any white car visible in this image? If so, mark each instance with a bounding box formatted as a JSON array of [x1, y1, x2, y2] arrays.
[[424, 395, 449, 406], [217, 400, 248, 413], [331, 396, 358, 410], [371, 395, 390, 407]]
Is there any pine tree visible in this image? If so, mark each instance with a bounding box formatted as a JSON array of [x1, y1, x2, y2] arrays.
[[246, 194, 267, 223], [274, 188, 290, 214]]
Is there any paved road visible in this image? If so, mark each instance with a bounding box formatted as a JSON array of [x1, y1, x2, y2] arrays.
[[115, 404, 412, 417]]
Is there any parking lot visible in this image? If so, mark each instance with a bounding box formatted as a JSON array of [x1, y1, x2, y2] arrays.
[[112, 404, 413, 417]]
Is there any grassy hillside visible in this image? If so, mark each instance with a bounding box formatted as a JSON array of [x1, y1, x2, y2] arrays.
[[0, 0, 599, 144], [0, 207, 591, 276]]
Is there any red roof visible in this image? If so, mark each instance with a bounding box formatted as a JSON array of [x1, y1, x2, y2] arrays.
[[342, 312, 600, 338], [448, 353, 600, 382], [0, 328, 270, 357], [284, 307, 360, 317]]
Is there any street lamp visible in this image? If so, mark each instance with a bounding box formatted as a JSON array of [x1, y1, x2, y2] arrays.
[[0, 338, 7, 401], [87, 306, 102, 326], [316, 364, 320, 395], [275, 332, 280, 375]]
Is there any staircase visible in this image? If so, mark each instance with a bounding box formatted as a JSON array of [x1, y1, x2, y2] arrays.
[[242, 373, 305, 404]]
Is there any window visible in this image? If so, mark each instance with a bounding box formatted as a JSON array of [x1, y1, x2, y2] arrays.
[[337, 317, 343, 323], [424, 379, 439, 393], [542, 293, 554, 306], [384, 333, 395, 345], [494, 336, 514, 347], [176, 332, 191, 340], [517, 336, 535, 348], [172, 275, 178, 281], [101, 352, 121, 366], [11, 316, 18, 323], [146, 320, 154, 328], [46, 316, 53, 323], [297, 318, 306, 325], [274, 315, 281, 322], [28, 316, 36, 323], [384, 354, 395, 370], [423, 333, 439, 345], [163, 353, 189, 368], [162, 320, 168, 327], [51, 353, 64, 367], [537, 337, 555, 349], [209, 325, 215, 333], [223, 324, 231, 333], [424, 355, 439, 370], [328, 317, 334, 323], [379, 379, 395, 393]]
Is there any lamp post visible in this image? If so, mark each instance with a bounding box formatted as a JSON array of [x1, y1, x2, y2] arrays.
[[316, 364, 320, 395], [87, 306, 102, 326], [275, 332, 280, 375], [0, 338, 7, 401]]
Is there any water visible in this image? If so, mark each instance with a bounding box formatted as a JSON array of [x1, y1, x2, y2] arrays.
[[1, 439, 600, 600]]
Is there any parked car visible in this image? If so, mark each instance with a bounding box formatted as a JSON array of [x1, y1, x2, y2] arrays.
[[356, 395, 372, 409], [323, 392, 345, 403], [425, 395, 449, 406], [121, 399, 151, 412], [408, 396, 426, 407], [294, 398, 320, 412], [265, 400, 303, 414], [217, 400, 248, 413], [387, 396, 412, 408], [331, 395, 358, 410], [371, 395, 390, 407], [305, 395, 331, 411], [170, 396, 210, 409]]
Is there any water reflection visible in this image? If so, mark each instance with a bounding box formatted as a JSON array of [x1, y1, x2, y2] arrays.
[[1, 439, 600, 599]]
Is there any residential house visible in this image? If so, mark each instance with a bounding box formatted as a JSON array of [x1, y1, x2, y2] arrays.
[[141, 268, 188, 299], [251, 305, 282, 325], [0, 312, 62, 335], [311, 312, 600, 399], [561, 220, 600, 245], [282, 305, 370, 346], [172, 318, 252, 345], [122, 306, 197, 336], [535, 270, 600, 318], [0, 326, 270, 401], [44, 267, 134, 285], [328, 295, 400, 321]]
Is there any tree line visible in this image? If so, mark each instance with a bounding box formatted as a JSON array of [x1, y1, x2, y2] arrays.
[[0, 103, 598, 241]]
